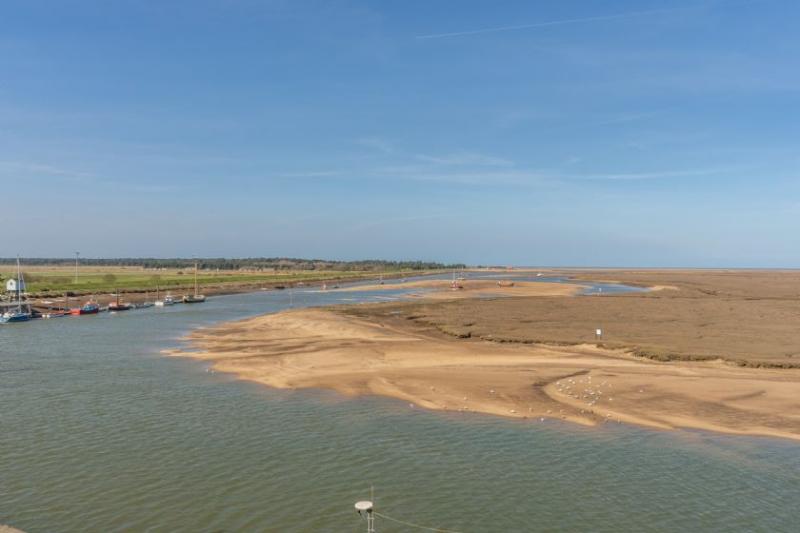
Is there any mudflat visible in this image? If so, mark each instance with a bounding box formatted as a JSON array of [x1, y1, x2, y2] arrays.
[[369, 269, 800, 367]]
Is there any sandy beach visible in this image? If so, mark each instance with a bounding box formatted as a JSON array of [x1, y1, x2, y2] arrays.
[[171, 298, 800, 441]]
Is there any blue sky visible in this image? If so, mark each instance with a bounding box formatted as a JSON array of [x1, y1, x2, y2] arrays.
[[1, 0, 798, 266]]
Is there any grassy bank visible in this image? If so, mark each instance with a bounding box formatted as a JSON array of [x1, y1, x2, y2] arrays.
[[0, 265, 422, 297]]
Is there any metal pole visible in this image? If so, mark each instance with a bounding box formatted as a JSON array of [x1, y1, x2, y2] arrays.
[[369, 486, 375, 533], [16, 256, 22, 312], [74, 251, 80, 284]]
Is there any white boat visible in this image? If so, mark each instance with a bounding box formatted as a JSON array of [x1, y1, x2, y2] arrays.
[[154, 284, 176, 307], [155, 294, 176, 307]]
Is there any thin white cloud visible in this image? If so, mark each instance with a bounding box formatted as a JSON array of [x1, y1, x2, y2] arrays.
[[373, 166, 545, 186], [276, 170, 343, 178], [351, 213, 451, 231], [592, 110, 664, 127], [0, 160, 94, 179], [354, 137, 395, 154], [573, 168, 731, 181], [414, 151, 514, 167], [416, 6, 696, 40]]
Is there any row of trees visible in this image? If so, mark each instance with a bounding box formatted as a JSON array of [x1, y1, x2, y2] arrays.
[[0, 257, 466, 271]]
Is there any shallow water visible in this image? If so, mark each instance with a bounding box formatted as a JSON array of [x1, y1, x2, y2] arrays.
[[1, 279, 798, 532]]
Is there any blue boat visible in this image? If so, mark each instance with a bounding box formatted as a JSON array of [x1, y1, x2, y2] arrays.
[[0, 311, 31, 323], [1, 257, 32, 324]]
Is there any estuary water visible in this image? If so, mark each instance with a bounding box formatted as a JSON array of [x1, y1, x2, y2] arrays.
[[1, 278, 798, 532]]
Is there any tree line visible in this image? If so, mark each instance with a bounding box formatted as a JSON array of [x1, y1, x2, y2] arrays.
[[0, 257, 466, 271]]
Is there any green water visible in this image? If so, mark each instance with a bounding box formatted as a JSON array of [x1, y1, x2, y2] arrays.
[[1, 284, 798, 532]]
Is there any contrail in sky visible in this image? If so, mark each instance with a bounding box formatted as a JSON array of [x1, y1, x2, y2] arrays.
[[415, 6, 700, 40]]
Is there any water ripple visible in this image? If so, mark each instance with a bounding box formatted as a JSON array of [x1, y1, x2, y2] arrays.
[[2, 287, 799, 532]]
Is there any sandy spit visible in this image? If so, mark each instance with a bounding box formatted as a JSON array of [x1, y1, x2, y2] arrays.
[[168, 308, 800, 442]]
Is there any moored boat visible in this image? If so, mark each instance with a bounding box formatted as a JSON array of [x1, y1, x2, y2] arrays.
[[182, 261, 206, 303], [154, 285, 176, 307], [1, 257, 32, 324], [182, 294, 206, 304], [70, 300, 100, 315], [108, 291, 132, 312], [0, 310, 31, 323], [138, 290, 154, 308], [155, 294, 176, 307]]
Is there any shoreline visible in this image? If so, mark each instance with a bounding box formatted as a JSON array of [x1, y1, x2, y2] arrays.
[[169, 304, 800, 442], [24, 269, 444, 309]]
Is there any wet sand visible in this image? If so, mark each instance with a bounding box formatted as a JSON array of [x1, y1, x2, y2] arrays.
[[171, 308, 800, 442], [337, 279, 584, 299]]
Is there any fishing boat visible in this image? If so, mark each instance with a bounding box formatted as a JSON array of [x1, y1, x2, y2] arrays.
[[182, 261, 206, 303], [155, 294, 176, 306], [70, 299, 100, 315], [154, 285, 176, 307], [1, 257, 32, 324], [108, 291, 132, 312]]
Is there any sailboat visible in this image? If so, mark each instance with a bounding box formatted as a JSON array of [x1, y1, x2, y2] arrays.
[[182, 261, 206, 303], [1, 257, 32, 323], [108, 290, 132, 312]]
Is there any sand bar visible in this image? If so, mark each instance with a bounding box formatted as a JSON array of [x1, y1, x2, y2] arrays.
[[336, 279, 584, 299], [170, 307, 800, 441]]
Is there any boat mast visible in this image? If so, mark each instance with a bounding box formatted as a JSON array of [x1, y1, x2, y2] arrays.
[[16, 256, 22, 312], [194, 260, 199, 296]]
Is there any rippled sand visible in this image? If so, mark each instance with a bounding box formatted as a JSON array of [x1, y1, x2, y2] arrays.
[[170, 307, 800, 441]]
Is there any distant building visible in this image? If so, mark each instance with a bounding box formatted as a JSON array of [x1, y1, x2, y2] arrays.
[[6, 278, 25, 293]]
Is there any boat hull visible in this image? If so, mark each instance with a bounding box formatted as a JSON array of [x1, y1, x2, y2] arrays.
[[70, 306, 100, 315], [0, 312, 31, 323]]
